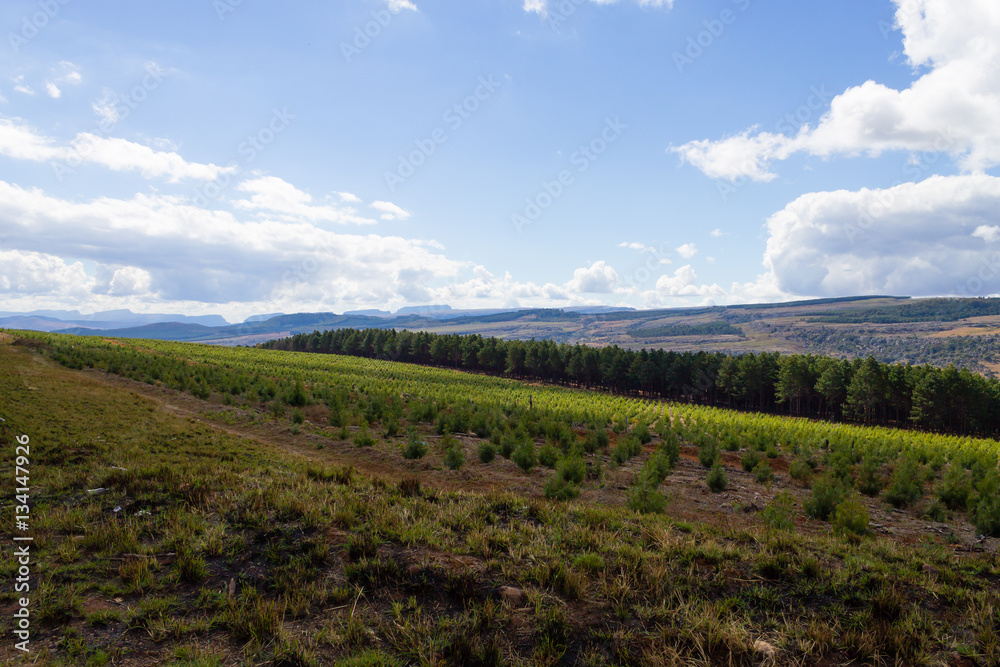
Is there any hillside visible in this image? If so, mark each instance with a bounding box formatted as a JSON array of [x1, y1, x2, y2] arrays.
[[2, 331, 999, 665]]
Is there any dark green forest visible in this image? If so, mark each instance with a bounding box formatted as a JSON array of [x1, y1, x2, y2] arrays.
[[810, 297, 1000, 323], [260, 328, 1000, 438]]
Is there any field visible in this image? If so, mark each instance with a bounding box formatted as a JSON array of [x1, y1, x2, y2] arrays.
[[2, 330, 1000, 665]]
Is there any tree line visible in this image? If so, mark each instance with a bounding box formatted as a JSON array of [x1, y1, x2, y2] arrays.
[[259, 328, 1000, 438]]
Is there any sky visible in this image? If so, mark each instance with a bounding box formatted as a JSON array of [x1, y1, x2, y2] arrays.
[[1, 0, 999, 323]]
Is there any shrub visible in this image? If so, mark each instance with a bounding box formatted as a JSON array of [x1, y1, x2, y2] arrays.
[[286, 380, 308, 407], [402, 437, 428, 460], [936, 464, 972, 510], [642, 448, 675, 486], [804, 474, 846, 520], [833, 493, 869, 537], [478, 442, 496, 464], [384, 417, 400, 438], [633, 422, 652, 445], [627, 481, 667, 513], [538, 444, 560, 468], [761, 492, 795, 530], [697, 436, 719, 468], [741, 450, 762, 473], [789, 458, 812, 484], [556, 456, 587, 485], [883, 458, 922, 509], [543, 476, 581, 501], [661, 434, 680, 469], [856, 457, 884, 497], [291, 409, 305, 425], [923, 499, 948, 523], [512, 440, 537, 473], [971, 474, 1000, 537], [753, 461, 774, 484], [353, 429, 376, 448], [499, 434, 516, 459], [611, 436, 642, 465], [444, 446, 465, 471], [706, 464, 728, 493]]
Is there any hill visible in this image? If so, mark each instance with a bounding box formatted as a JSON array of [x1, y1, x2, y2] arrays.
[[10, 296, 1000, 374], [2, 330, 999, 665]]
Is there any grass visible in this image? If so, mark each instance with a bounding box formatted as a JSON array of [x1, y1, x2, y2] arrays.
[[2, 335, 1000, 665]]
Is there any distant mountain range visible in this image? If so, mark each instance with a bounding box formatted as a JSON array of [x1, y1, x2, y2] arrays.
[[9, 295, 1000, 375], [0, 304, 636, 346]]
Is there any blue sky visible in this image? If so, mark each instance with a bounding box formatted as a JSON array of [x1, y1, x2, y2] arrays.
[[1, 0, 999, 322]]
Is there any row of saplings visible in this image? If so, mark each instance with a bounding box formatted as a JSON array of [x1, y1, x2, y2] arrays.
[[679, 424, 1000, 538], [388, 406, 1000, 539]]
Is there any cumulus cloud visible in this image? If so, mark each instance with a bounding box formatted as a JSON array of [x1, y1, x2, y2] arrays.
[[973, 225, 1000, 243], [0, 250, 92, 297], [0, 117, 234, 181], [108, 266, 154, 296], [672, 0, 1000, 180], [45, 82, 61, 99], [761, 174, 1000, 297], [566, 261, 618, 293], [676, 243, 698, 259], [0, 180, 470, 309], [233, 177, 377, 225]]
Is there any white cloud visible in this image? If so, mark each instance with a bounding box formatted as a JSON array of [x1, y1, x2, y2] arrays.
[[371, 200, 411, 221], [108, 266, 154, 296], [0, 250, 92, 297], [973, 225, 1000, 243], [0, 180, 467, 310], [523, 0, 547, 16], [672, 0, 1000, 180], [338, 192, 362, 204], [234, 176, 377, 225], [45, 82, 61, 99], [386, 0, 417, 11], [619, 241, 656, 253], [710, 228, 725, 237], [92, 91, 120, 125], [12, 76, 34, 96], [566, 261, 618, 293], [0, 117, 234, 182], [676, 243, 698, 259], [761, 174, 1000, 297]]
